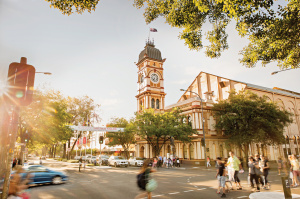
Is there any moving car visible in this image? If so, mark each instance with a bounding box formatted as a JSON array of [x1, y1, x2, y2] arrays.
[[108, 156, 128, 167], [128, 157, 144, 166], [21, 165, 68, 185]]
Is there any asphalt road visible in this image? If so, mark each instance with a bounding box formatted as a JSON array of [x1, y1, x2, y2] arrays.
[[27, 158, 300, 199]]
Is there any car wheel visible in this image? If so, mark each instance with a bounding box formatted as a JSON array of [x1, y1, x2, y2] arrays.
[[114, 163, 117, 168], [52, 176, 62, 185]]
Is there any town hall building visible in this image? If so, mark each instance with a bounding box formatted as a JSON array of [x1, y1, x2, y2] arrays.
[[134, 40, 300, 163]]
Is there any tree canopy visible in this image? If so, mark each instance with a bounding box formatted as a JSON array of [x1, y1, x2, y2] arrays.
[[134, 108, 196, 156], [212, 90, 292, 158], [47, 0, 299, 69], [106, 117, 136, 159]]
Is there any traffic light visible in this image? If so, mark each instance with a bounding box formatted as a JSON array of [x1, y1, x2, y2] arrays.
[[99, 136, 104, 144], [7, 57, 36, 106]]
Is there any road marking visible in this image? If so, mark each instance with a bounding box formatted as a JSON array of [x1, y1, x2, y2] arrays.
[[183, 190, 194, 192], [237, 196, 248, 198], [275, 190, 282, 192], [153, 195, 164, 197], [169, 192, 180, 195], [197, 188, 206, 190]]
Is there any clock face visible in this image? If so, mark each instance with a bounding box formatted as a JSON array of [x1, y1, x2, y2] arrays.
[[150, 73, 159, 83], [140, 75, 144, 83]]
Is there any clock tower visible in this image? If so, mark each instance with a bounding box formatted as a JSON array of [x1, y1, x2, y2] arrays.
[[136, 40, 166, 112]]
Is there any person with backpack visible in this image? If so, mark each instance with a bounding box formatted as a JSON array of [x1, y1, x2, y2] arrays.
[[135, 159, 156, 199]]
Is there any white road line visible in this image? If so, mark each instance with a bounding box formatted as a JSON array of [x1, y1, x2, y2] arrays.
[[237, 196, 248, 198], [197, 188, 206, 190], [183, 190, 194, 192], [275, 190, 282, 192], [169, 192, 180, 195], [152, 195, 164, 197]]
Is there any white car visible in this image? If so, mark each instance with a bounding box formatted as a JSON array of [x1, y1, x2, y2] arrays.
[[108, 156, 129, 167], [128, 157, 144, 166]]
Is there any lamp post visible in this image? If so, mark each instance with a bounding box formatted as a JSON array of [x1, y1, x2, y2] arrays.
[[180, 89, 207, 168]]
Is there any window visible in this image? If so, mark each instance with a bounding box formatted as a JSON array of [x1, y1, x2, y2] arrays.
[[151, 98, 155, 108], [188, 116, 192, 127], [156, 99, 159, 109]]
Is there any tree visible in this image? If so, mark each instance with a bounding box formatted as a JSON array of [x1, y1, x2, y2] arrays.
[[212, 90, 292, 161], [106, 117, 136, 159], [46, 0, 299, 69], [134, 108, 196, 157]]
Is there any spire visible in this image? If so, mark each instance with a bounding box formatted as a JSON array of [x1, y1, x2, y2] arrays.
[[145, 38, 155, 47]]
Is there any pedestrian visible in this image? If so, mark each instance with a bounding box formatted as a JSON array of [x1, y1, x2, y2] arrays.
[[290, 154, 300, 187], [158, 156, 162, 168], [176, 157, 180, 167], [79, 157, 82, 172], [216, 157, 227, 198], [39, 157, 42, 165], [152, 157, 157, 168], [163, 156, 167, 168], [260, 155, 270, 189], [248, 157, 260, 192], [227, 151, 242, 190], [254, 154, 263, 185], [8, 165, 31, 198], [207, 156, 211, 167], [135, 159, 156, 199], [277, 157, 283, 175], [12, 158, 17, 168]]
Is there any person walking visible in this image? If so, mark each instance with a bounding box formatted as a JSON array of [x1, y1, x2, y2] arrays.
[[8, 165, 31, 198], [248, 157, 260, 192], [216, 157, 227, 198], [176, 157, 180, 167], [135, 159, 156, 199], [79, 157, 82, 172], [290, 154, 300, 187], [277, 157, 283, 175], [227, 151, 242, 190], [260, 155, 270, 189], [207, 156, 211, 167]]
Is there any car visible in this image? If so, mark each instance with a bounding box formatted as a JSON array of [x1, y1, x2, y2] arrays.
[[99, 155, 110, 166], [108, 156, 128, 167], [128, 157, 144, 166], [74, 156, 81, 160], [87, 156, 97, 163], [20, 165, 68, 185]]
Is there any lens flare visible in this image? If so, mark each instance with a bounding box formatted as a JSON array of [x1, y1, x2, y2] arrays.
[[0, 80, 8, 97]]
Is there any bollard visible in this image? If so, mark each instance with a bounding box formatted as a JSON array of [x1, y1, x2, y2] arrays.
[[281, 176, 292, 199]]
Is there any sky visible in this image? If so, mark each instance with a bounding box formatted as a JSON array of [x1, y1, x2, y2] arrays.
[[1, 0, 299, 125]]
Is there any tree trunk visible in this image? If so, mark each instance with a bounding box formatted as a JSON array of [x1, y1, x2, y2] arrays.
[[63, 143, 66, 159], [243, 144, 249, 169]]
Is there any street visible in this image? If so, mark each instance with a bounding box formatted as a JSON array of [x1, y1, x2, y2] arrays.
[[26, 158, 300, 199]]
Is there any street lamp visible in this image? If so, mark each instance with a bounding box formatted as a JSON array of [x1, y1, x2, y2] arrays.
[[180, 89, 207, 168], [271, 68, 296, 75]]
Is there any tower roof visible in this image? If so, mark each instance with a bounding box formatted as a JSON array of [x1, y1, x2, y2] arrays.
[[138, 40, 162, 63]]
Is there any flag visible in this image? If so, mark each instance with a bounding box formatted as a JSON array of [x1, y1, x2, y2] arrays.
[[150, 28, 157, 32]]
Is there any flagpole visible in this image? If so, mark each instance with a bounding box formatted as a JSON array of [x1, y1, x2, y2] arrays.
[[148, 28, 150, 40]]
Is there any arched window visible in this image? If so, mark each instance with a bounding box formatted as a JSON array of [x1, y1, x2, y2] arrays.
[[156, 99, 160, 109], [151, 98, 155, 108]]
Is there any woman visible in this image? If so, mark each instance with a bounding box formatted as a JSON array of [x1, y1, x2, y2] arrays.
[[8, 165, 31, 198], [277, 157, 283, 175], [135, 159, 156, 199]]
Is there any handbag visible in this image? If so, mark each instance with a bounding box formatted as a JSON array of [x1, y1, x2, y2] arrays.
[[146, 178, 157, 192]]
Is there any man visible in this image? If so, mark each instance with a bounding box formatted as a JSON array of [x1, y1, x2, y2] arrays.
[[227, 151, 242, 190], [216, 157, 227, 198]]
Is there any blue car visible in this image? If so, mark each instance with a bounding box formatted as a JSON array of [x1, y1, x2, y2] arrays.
[[21, 165, 68, 185]]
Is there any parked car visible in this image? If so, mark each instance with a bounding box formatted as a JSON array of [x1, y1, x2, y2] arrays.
[[108, 156, 128, 167], [87, 156, 97, 163], [18, 165, 68, 185], [74, 156, 81, 160], [128, 157, 144, 166], [99, 155, 110, 166]]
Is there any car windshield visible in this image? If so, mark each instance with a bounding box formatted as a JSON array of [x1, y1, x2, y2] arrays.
[[136, 158, 143, 160], [115, 157, 125, 160]]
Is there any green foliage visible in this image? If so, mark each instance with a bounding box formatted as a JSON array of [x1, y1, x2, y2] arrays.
[[133, 0, 299, 69], [134, 108, 196, 156], [106, 117, 136, 159], [45, 0, 100, 15], [212, 90, 292, 155]]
